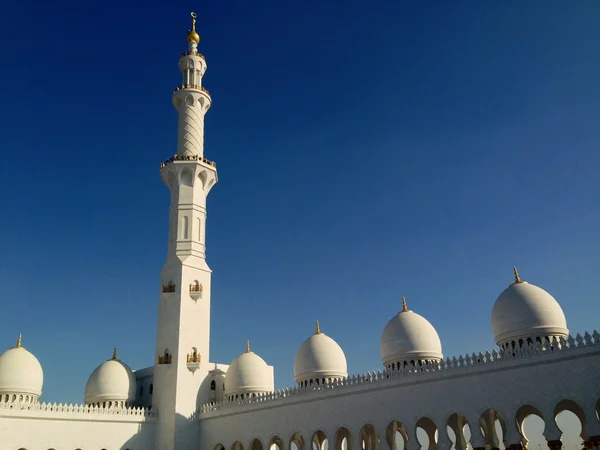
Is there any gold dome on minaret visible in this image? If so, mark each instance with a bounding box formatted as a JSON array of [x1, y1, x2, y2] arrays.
[[187, 12, 200, 44]]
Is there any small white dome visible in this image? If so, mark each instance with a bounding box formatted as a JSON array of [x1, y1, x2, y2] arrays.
[[84, 349, 136, 405], [294, 322, 347, 383], [0, 335, 44, 398], [225, 342, 272, 397], [380, 298, 443, 367], [492, 269, 568, 346]]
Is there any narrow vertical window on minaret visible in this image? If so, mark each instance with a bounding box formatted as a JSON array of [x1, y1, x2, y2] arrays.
[[183, 216, 189, 239], [197, 218, 201, 241]]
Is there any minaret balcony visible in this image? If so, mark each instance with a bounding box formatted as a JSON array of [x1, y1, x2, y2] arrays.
[[180, 50, 205, 61], [189, 283, 203, 301], [162, 282, 177, 293], [157, 353, 172, 365], [173, 85, 210, 97], [186, 353, 202, 372], [160, 153, 216, 169]]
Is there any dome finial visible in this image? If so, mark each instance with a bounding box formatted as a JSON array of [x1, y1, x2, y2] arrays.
[[112, 347, 118, 360], [15, 333, 22, 348], [401, 296, 409, 312], [245, 340, 251, 353], [186, 12, 200, 44], [315, 320, 321, 334], [513, 266, 522, 284]]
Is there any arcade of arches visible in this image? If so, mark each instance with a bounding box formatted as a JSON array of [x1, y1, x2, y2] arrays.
[[216, 399, 600, 450]]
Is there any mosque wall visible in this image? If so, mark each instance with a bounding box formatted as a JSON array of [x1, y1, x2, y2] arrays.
[[0, 404, 156, 450], [134, 366, 155, 408], [199, 336, 600, 450]]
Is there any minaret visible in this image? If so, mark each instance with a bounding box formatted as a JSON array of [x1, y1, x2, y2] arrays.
[[153, 12, 217, 450]]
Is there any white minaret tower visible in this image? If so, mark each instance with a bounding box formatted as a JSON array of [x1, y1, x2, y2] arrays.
[[153, 12, 217, 450]]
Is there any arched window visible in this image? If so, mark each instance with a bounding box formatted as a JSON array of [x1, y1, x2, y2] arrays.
[[210, 380, 216, 390], [149, 383, 154, 394]]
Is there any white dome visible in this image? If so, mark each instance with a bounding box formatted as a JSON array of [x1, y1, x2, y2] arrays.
[[491, 269, 568, 346], [294, 322, 347, 383], [84, 349, 136, 405], [0, 335, 43, 398], [225, 342, 272, 397], [380, 299, 443, 367]]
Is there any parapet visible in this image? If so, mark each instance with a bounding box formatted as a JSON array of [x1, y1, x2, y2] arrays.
[[200, 329, 600, 415], [0, 399, 157, 420]]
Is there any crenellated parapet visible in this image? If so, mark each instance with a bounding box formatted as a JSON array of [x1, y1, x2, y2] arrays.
[[200, 329, 600, 415], [0, 399, 157, 418]]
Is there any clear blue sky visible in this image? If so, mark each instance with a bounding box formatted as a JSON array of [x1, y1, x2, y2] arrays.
[[0, 1, 598, 405]]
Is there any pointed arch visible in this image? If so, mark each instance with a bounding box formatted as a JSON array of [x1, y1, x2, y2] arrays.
[[335, 427, 353, 450], [250, 439, 264, 450], [291, 433, 306, 450], [387, 421, 408, 450], [415, 417, 438, 450], [554, 399, 588, 442], [515, 404, 544, 448], [312, 431, 328, 450], [270, 436, 284, 450]]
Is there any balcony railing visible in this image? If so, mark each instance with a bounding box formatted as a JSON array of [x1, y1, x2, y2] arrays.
[[162, 283, 176, 293], [180, 51, 205, 61], [173, 85, 211, 96], [157, 353, 172, 365], [187, 353, 201, 364], [160, 154, 216, 169], [190, 283, 203, 293]]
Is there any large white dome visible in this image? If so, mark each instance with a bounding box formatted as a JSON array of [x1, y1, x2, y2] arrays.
[[380, 298, 443, 367], [225, 342, 273, 398], [0, 335, 43, 399], [491, 268, 568, 346], [84, 349, 136, 406], [294, 322, 347, 384]]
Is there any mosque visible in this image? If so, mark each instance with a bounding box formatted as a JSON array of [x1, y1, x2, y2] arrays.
[[0, 12, 599, 450]]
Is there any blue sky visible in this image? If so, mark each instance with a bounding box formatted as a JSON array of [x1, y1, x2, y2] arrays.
[[0, 1, 599, 405]]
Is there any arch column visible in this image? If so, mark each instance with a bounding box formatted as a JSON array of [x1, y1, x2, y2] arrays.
[[494, 407, 525, 450], [447, 414, 469, 450], [465, 413, 486, 450], [538, 405, 563, 445], [480, 409, 502, 450]]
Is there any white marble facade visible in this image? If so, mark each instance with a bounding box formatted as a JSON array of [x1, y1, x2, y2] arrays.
[[1, 12, 599, 450]]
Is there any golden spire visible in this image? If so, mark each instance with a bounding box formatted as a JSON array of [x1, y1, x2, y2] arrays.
[[15, 333, 22, 348], [245, 340, 251, 353], [186, 12, 200, 44], [112, 347, 118, 360], [401, 296, 409, 312], [513, 266, 522, 284], [315, 320, 321, 334]]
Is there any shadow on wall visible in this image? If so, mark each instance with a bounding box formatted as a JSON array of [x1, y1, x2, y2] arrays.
[[120, 413, 200, 450], [119, 421, 153, 450]]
